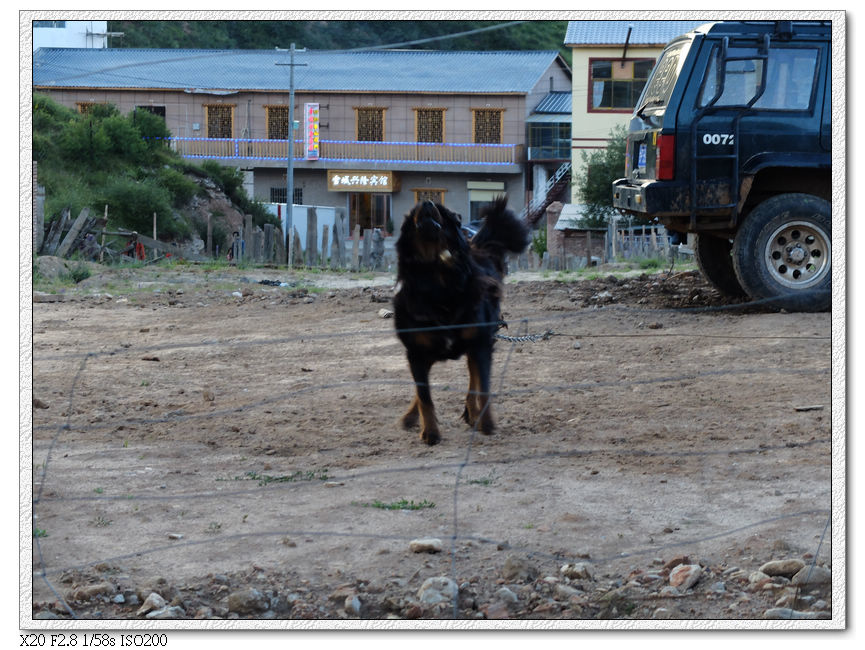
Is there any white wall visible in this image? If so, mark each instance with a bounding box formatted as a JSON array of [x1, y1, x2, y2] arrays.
[[33, 20, 109, 50]]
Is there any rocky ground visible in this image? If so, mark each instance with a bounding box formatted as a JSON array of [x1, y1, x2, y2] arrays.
[[28, 259, 835, 626]]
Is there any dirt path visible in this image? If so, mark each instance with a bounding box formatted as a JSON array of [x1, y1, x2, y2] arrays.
[[28, 263, 834, 624]]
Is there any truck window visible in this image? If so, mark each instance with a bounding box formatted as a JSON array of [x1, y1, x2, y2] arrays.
[[636, 40, 691, 112], [699, 45, 818, 110]]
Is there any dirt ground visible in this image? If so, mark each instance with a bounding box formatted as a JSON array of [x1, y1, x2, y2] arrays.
[[27, 260, 834, 626]]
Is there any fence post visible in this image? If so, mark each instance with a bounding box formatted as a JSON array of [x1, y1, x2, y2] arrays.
[[292, 227, 304, 268], [330, 218, 344, 270], [264, 223, 274, 263], [306, 207, 318, 267], [275, 227, 286, 265], [320, 224, 329, 268], [207, 214, 213, 258], [362, 229, 373, 270], [55, 207, 91, 258], [99, 205, 108, 263], [351, 224, 361, 271]]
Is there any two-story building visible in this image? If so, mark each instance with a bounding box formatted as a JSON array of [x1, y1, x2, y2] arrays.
[[563, 20, 704, 218], [33, 46, 571, 236]]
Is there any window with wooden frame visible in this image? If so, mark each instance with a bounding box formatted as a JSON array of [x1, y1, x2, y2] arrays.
[[413, 188, 446, 204], [204, 104, 234, 138], [265, 105, 290, 139], [355, 107, 386, 142], [75, 102, 104, 114], [472, 108, 504, 144], [414, 108, 446, 143], [589, 58, 655, 112], [136, 105, 166, 119]]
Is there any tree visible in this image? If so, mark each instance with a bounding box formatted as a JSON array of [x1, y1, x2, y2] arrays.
[[574, 124, 627, 228]]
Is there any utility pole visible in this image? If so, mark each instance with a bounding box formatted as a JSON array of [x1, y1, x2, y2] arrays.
[[276, 44, 307, 267]]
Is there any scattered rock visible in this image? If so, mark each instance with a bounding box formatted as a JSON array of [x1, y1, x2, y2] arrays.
[[378, 308, 394, 319], [344, 595, 362, 616], [502, 556, 537, 582], [33, 397, 50, 409], [763, 607, 825, 620], [791, 564, 831, 586], [669, 564, 702, 591], [409, 538, 443, 554], [560, 562, 592, 581], [227, 588, 268, 614], [146, 606, 186, 619], [136, 593, 167, 617], [67, 582, 115, 601], [495, 587, 519, 604], [481, 600, 510, 619], [759, 559, 805, 578], [417, 577, 457, 605]]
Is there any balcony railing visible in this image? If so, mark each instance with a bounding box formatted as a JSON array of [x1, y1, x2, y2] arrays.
[[167, 137, 524, 166]]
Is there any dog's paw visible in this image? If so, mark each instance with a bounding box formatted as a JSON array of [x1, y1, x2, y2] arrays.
[[421, 429, 441, 445], [401, 412, 419, 429], [479, 421, 496, 436]]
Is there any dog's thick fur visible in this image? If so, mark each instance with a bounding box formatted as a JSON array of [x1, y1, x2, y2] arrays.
[[393, 196, 530, 445]]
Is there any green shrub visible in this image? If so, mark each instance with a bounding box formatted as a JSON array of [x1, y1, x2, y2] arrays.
[[531, 226, 547, 257], [100, 176, 173, 234], [154, 167, 199, 207]]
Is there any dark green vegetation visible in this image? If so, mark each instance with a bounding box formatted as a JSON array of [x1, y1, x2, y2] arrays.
[[33, 93, 276, 244], [109, 19, 572, 65], [573, 124, 652, 228]]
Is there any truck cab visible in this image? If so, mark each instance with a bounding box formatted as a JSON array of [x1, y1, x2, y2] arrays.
[[612, 21, 832, 310]]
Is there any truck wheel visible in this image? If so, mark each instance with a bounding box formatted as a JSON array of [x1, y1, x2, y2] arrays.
[[732, 194, 831, 311], [694, 234, 747, 298]]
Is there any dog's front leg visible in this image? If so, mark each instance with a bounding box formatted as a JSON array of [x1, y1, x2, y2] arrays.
[[469, 348, 495, 435], [406, 354, 440, 445]]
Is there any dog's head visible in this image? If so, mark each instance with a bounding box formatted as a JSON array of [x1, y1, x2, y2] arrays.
[[397, 200, 467, 265]]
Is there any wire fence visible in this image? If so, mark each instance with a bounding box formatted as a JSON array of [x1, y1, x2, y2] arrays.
[[28, 289, 835, 623]]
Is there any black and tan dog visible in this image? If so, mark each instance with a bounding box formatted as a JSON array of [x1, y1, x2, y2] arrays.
[[393, 196, 530, 445]]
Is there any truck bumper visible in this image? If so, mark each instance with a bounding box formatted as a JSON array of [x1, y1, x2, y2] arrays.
[[612, 178, 692, 216]]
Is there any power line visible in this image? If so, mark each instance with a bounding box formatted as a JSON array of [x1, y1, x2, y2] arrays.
[[343, 21, 528, 52]]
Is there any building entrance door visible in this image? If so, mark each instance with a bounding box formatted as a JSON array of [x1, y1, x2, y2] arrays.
[[349, 193, 391, 235]]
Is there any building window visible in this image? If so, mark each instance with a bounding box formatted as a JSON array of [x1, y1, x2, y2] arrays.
[[355, 107, 386, 142], [205, 104, 234, 138], [415, 108, 446, 143], [472, 108, 504, 144], [413, 189, 446, 204], [527, 122, 571, 160], [589, 58, 655, 111], [467, 183, 505, 221], [136, 105, 166, 119], [75, 102, 103, 114], [270, 187, 302, 204], [266, 105, 290, 139], [34, 20, 66, 28]]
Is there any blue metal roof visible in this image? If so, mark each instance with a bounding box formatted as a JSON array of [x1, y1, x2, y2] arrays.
[[33, 47, 568, 94], [532, 91, 571, 114], [564, 20, 708, 46]]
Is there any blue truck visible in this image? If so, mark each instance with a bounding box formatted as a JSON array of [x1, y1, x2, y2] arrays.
[[612, 20, 832, 311]]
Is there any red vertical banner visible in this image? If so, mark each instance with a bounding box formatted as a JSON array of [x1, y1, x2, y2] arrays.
[[305, 103, 320, 160]]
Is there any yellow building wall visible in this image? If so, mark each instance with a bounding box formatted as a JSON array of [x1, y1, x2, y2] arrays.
[[569, 45, 664, 204]]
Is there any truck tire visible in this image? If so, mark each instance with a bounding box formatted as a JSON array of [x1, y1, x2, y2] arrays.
[[694, 234, 747, 298], [732, 193, 831, 311]]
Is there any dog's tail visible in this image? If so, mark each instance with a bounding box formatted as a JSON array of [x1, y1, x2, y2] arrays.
[[471, 195, 531, 265]]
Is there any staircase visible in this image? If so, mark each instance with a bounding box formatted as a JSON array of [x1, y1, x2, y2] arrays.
[[520, 161, 571, 225]]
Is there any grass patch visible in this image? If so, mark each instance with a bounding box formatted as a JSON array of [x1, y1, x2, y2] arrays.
[[352, 499, 435, 511], [466, 470, 498, 486], [225, 469, 330, 486]]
